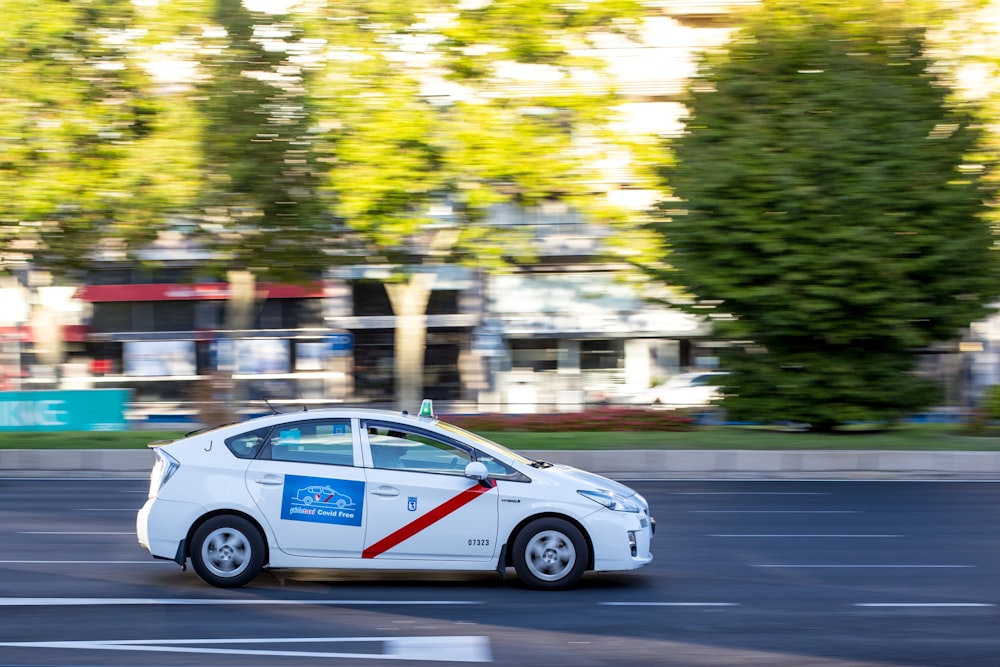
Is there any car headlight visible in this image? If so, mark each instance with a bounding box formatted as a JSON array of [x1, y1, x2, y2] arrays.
[[578, 489, 641, 513], [632, 491, 649, 512]]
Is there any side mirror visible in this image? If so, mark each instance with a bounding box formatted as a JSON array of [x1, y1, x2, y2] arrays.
[[464, 460, 489, 482]]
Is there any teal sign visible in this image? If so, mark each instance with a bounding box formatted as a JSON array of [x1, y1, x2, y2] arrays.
[[0, 389, 131, 431]]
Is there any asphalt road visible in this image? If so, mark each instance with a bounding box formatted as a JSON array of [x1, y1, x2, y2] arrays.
[[0, 478, 997, 666]]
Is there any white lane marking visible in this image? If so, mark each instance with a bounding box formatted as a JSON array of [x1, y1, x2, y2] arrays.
[[600, 602, 739, 607], [18, 532, 135, 535], [0, 598, 482, 606], [622, 479, 1000, 484], [753, 563, 976, 569], [72, 509, 136, 512], [710, 534, 901, 538], [671, 492, 830, 495], [691, 510, 860, 513], [0, 561, 160, 565], [855, 603, 995, 608], [0, 477, 147, 481], [0, 636, 492, 663]]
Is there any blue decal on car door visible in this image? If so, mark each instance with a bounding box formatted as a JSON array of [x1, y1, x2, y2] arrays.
[[281, 474, 365, 526]]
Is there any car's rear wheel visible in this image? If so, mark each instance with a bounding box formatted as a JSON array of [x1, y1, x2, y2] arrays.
[[190, 515, 264, 588], [512, 518, 588, 590]]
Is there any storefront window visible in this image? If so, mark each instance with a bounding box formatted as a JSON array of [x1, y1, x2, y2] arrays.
[[581, 339, 624, 370], [509, 339, 558, 372]]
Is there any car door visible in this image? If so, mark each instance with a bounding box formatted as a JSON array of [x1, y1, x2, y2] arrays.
[[244, 418, 367, 558], [360, 421, 499, 562]]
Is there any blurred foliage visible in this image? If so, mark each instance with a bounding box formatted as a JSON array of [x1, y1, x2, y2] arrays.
[[0, 0, 658, 280], [650, 0, 1000, 431], [0, 0, 660, 409], [983, 383, 1000, 420], [305, 0, 651, 268], [961, 382, 1000, 437], [0, 0, 170, 272], [135, 0, 332, 282], [299, 0, 653, 408]]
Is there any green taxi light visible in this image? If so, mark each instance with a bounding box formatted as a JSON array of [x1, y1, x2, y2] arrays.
[[419, 399, 435, 418]]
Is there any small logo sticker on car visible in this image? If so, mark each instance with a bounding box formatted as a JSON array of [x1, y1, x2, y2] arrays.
[[281, 474, 365, 527], [407, 496, 418, 512]]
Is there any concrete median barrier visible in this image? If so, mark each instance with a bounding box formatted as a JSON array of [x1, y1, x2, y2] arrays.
[[519, 449, 1000, 479]]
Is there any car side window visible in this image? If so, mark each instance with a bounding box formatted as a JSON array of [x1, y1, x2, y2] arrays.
[[365, 422, 472, 475], [225, 426, 271, 460], [476, 452, 518, 478], [264, 419, 355, 467]]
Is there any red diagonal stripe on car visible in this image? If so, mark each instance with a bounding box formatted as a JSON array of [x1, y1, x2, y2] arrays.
[[362, 481, 496, 559]]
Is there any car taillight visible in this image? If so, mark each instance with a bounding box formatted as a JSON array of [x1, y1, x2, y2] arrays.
[[148, 447, 180, 498]]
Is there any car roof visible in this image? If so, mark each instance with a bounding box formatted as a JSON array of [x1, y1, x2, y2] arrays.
[[201, 407, 439, 435]]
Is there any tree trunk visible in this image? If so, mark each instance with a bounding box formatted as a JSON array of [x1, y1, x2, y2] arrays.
[[30, 304, 63, 388], [226, 270, 257, 333], [220, 270, 258, 414], [385, 272, 435, 412]]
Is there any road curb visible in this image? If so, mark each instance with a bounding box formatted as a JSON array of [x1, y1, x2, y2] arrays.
[[2, 448, 999, 480]]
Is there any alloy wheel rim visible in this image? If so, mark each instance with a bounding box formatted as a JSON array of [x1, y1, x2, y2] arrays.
[[202, 527, 251, 578], [525, 529, 576, 581]]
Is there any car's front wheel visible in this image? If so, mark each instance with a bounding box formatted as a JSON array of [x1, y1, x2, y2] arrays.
[[190, 515, 265, 588], [512, 518, 588, 590]]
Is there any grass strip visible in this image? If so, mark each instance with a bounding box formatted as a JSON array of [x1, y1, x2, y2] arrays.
[[0, 423, 998, 451]]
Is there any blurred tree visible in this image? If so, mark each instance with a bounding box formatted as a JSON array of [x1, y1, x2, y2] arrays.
[[0, 0, 172, 271], [135, 0, 336, 283], [650, 0, 1000, 430], [0, 0, 182, 382], [306, 0, 655, 409], [135, 0, 339, 414], [0, 0, 338, 402], [191, 0, 331, 285], [0, 0, 666, 411]]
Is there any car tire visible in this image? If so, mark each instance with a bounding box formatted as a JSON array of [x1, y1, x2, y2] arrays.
[[512, 518, 588, 590], [190, 515, 265, 588]]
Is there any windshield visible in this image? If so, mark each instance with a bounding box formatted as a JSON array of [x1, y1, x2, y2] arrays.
[[436, 421, 538, 466]]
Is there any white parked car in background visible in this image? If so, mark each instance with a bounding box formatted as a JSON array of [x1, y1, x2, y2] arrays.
[[617, 371, 728, 409], [137, 401, 654, 590]]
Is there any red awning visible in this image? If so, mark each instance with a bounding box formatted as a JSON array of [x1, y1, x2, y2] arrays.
[[76, 282, 325, 303]]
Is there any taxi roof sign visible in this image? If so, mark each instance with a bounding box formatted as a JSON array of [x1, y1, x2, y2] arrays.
[[419, 399, 435, 418]]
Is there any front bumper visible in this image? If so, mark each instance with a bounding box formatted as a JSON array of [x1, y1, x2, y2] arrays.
[[587, 509, 654, 572]]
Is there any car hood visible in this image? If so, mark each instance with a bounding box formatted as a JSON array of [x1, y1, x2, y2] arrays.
[[545, 464, 639, 499]]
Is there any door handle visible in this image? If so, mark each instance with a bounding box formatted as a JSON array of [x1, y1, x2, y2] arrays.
[[371, 486, 399, 497], [255, 474, 283, 485]]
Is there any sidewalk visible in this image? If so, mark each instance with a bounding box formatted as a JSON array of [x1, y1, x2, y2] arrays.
[[2, 448, 999, 479]]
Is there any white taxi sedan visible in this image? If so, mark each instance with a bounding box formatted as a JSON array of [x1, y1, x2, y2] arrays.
[[137, 401, 654, 590]]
